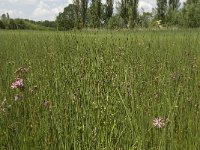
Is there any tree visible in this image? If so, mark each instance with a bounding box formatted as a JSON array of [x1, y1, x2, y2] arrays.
[[1, 14, 7, 20], [8, 19, 17, 29], [97, 0, 102, 27], [73, 0, 81, 28], [118, 0, 138, 28], [0, 20, 5, 29], [168, 0, 180, 10], [88, 0, 102, 28], [119, 0, 129, 26], [80, 0, 88, 27], [186, 0, 199, 4], [138, 12, 153, 28], [6, 13, 10, 19], [108, 15, 125, 29], [166, 0, 181, 25], [15, 19, 26, 29], [156, 0, 167, 23], [1, 13, 10, 29], [105, 0, 113, 23], [183, 0, 200, 27], [128, 0, 139, 28], [56, 4, 76, 30]]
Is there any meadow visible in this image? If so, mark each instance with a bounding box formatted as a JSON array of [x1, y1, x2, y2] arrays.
[[0, 29, 200, 149]]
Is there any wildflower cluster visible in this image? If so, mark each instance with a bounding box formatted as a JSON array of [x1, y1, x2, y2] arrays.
[[11, 67, 30, 90], [11, 78, 24, 89], [10, 67, 30, 101]]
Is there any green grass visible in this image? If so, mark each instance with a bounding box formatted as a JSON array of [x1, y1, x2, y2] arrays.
[[0, 29, 200, 149]]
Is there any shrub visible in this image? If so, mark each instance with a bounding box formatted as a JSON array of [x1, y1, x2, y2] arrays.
[[108, 15, 125, 29]]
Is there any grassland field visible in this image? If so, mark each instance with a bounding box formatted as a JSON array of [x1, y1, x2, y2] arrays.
[[0, 29, 200, 149]]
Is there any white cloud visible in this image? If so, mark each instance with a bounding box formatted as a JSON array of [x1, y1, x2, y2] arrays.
[[180, 0, 187, 3], [113, 0, 154, 13], [33, 1, 50, 17], [0, 0, 39, 5], [139, 1, 154, 12], [22, 0, 38, 5], [65, 0, 73, 5], [52, 6, 64, 14], [32, 1, 66, 20], [44, 0, 58, 2], [0, 9, 25, 18], [49, 6, 65, 20]]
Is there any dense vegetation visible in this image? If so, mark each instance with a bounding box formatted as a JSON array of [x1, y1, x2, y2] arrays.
[[56, 0, 200, 30], [0, 13, 56, 30], [0, 29, 200, 149], [0, 0, 200, 30]]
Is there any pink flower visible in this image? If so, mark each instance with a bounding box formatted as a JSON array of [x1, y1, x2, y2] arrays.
[[11, 78, 24, 89], [153, 117, 165, 128]]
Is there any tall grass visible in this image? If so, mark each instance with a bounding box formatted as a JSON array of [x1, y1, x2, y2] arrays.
[[0, 29, 200, 149]]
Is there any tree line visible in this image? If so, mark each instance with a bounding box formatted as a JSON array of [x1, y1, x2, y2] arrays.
[[56, 0, 200, 30], [0, 13, 56, 30]]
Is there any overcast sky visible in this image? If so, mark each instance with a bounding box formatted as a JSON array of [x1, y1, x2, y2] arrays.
[[0, 0, 186, 21]]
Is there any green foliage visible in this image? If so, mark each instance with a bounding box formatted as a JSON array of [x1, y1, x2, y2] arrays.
[[37, 20, 56, 28], [183, 1, 200, 27], [168, 0, 180, 10], [21, 20, 53, 30], [8, 19, 17, 29], [105, 0, 113, 23], [15, 19, 26, 29], [128, 0, 139, 28], [138, 12, 153, 28], [73, 0, 82, 29], [165, 9, 180, 26], [80, 0, 88, 27], [156, 0, 168, 22], [0, 13, 56, 30], [186, 0, 199, 4], [0, 20, 5, 29], [56, 4, 76, 30], [118, 0, 129, 26], [2, 0, 200, 30], [88, 0, 103, 28], [1, 14, 7, 20], [165, 0, 181, 26], [108, 15, 125, 29], [117, 0, 139, 28]]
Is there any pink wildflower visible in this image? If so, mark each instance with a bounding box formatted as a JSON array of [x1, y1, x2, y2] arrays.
[[153, 117, 165, 128], [11, 78, 24, 89]]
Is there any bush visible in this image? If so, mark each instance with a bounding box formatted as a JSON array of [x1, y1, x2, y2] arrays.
[[108, 15, 125, 29], [184, 2, 200, 28], [0, 20, 5, 29]]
